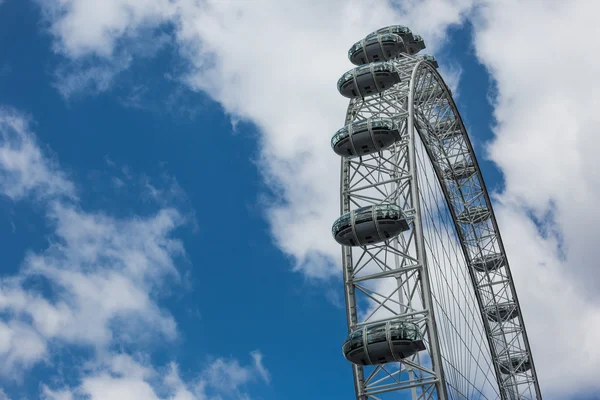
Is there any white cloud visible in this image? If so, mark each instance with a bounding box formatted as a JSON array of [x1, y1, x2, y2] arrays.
[[0, 109, 186, 376], [472, 0, 600, 289], [0, 108, 75, 200], [0, 388, 11, 400], [250, 350, 270, 385], [38, 0, 174, 59], [52, 55, 132, 98], [38, 0, 174, 98], [42, 351, 269, 400]]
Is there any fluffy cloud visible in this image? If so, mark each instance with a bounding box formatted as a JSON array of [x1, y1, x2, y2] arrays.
[[42, 351, 268, 400], [0, 109, 75, 200], [0, 108, 270, 398], [0, 388, 11, 400], [473, 0, 600, 289], [0, 108, 184, 375], [32, 0, 600, 397]]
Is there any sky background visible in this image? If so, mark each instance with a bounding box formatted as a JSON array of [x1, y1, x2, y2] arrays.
[[0, 0, 599, 399]]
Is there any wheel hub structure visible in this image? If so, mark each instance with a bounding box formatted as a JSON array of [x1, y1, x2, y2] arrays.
[[331, 25, 542, 400]]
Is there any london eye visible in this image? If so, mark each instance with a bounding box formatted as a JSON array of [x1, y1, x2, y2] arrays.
[[331, 25, 542, 400]]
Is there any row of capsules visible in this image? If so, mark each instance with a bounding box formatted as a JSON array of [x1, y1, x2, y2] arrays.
[[330, 26, 437, 367]]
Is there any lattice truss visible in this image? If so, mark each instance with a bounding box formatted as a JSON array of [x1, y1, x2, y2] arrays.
[[339, 56, 540, 400]]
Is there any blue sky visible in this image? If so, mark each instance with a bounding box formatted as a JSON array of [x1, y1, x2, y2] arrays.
[[1, 1, 600, 399]]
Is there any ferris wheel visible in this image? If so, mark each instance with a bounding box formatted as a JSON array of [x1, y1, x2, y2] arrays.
[[330, 26, 543, 400]]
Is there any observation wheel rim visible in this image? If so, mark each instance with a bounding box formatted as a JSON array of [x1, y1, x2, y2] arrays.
[[409, 60, 542, 398]]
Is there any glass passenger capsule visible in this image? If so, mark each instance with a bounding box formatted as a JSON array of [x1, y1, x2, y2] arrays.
[[332, 204, 410, 247], [471, 253, 504, 272], [432, 119, 461, 140], [367, 25, 412, 38], [414, 84, 445, 105], [367, 26, 425, 55], [331, 117, 400, 157], [407, 34, 426, 55], [456, 206, 490, 224], [348, 33, 407, 66], [422, 54, 439, 68], [342, 320, 426, 365], [498, 355, 532, 374], [442, 161, 476, 180], [337, 62, 401, 99], [485, 303, 519, 322]]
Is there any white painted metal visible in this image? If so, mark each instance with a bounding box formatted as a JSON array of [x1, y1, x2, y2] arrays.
[[336, 42, 542, 399]]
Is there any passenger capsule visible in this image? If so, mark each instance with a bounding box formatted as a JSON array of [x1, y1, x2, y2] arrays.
[[498, 355, 531, 375], [471, 253, 503, 272], [342, 320, 426, 365], [348, 33, 407, 66], [331, 118, 401, 157], [337, 63, 401, 99], [442, 161, 476, 180], [485, 303, 519, 322], [367, 25, 413, 43], [433, 119, 461, 140], [456, 206, 490, 224], [415, 84, 445, 105], [407, 34, 426, 55], [422, 54, 439, 68], [367, 26, 425, 55], [332, 204, 410, 247]]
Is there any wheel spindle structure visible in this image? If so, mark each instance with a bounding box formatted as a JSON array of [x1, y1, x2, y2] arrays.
[[331, 25, 543, 400]]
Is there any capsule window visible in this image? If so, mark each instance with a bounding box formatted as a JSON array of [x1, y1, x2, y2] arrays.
[[350, 336, 363, 351], [355, 215, 372, 225], [366, 324, 387, 344], [342, 341, 351, 353]]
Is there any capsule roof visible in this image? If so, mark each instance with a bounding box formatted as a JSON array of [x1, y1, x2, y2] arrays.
[[365, 26, 425, 55], [422, 54, 439, 69], [368, 25, 412, 37]]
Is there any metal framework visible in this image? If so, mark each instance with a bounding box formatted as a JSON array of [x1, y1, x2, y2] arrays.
[[334, 29, 542, 400]]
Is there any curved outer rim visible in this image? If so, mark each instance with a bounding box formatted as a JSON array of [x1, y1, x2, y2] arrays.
[[408, 60, 542, 399]]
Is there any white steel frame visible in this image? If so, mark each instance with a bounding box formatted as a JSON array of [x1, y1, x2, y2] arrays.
[[338, 54, 542, 399]]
